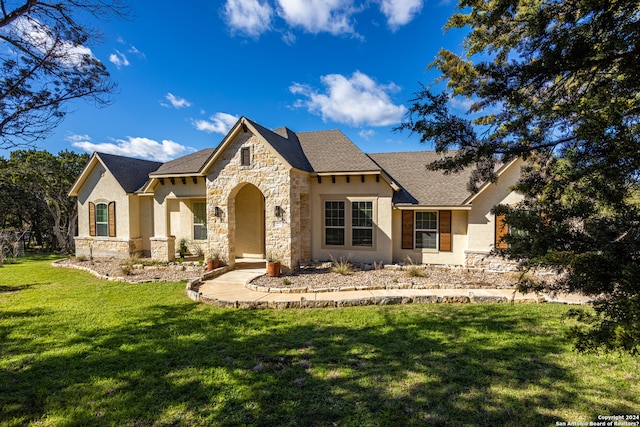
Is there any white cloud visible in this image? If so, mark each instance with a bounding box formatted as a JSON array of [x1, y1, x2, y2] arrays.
[[221, 0, 421, 39], [192, 112, 240, 134], [448, 96, 476, 112], [378, 0, 423, 29], [290, 71, 407, 127], [69, 134, 192, 162], [11, 17, 94, 68], [163, 93, 192, 109], [109, 50, 130, 69], [223, 0, 274, 37], [359, 129, 375, 139], [276, 0, 357, 35], [128, 45, 146, 58]]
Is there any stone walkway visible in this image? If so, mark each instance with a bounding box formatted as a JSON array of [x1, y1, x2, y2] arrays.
[[190, 261, 593, 309]]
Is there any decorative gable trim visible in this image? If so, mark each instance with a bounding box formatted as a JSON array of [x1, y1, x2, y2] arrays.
[[201, 117, 296, 175]]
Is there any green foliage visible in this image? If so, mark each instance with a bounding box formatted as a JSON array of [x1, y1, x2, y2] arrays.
[[0, 149, 89, 253], [404, 256, 428, 278], [330, 256, 353, 275], [1, 260, 640, 425], [400, 0, 640, 354]]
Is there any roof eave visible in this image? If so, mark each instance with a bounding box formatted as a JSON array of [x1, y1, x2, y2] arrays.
[[393, 204, 472, 211], [68, 153, 105, 197], [462, 157, 521, 204]]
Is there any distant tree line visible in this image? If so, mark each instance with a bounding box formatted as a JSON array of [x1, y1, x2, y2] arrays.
[[0, 149, 88, 257]]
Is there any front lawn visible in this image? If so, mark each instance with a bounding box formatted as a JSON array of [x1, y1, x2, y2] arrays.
[[1, 258, 638, 426]]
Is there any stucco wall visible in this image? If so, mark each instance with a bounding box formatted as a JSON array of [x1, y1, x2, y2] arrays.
[[392, 209, 469, 265], [309, 174, 394, 264], [151, 178, 206, 241], [467, 159, 525, 252], [75, 163, 131, 239]]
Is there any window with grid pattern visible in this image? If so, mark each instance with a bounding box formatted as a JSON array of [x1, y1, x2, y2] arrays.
[[351, 201, 373, 246], [415, 211, 437, 249], [324, 201, 345, 246], [95, 203, 108, 236], [193, 202, 207, 240]]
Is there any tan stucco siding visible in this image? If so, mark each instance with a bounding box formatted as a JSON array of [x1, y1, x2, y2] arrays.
[[138, 197, 154, 252], [75, 163, 131, 239], [392, 209, 468, 265], [309, 175, 394, 264], [151, 178, 206, 241], [467, 159, 525, 252]]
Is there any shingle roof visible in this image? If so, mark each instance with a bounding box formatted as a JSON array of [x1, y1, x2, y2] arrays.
[[149, 148, 216, 176], [97, 152, 162, 193], [368, 151, 473, 206], [247, 119, 313, 172], [296, 130, 380, 173]]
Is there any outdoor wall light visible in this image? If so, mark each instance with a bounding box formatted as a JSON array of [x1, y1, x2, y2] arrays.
[[214, 206, 222, 217], [274, 206, 282, 217]]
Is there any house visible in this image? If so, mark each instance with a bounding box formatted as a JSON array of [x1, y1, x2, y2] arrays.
[[69, 116, 523, 271]]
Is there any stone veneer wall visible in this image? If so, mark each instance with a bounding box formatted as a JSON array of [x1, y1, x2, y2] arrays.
[[74, 237, 142, 259], [464, 250, 519, 271], [150, 236, 176, 262], [206, 132, 299, 271]]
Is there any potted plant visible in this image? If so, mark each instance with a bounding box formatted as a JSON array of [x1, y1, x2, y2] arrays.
[[178, 238, 188, 259], [207, 253, 222, 271], [267, 255, 281, 277]]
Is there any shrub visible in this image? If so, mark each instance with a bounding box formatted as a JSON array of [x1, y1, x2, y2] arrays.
[[404, 256, 428, 278], [330, 256, 353, 275]]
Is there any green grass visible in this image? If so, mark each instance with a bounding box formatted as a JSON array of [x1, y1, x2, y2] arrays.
[[1, 258, 639, 426]]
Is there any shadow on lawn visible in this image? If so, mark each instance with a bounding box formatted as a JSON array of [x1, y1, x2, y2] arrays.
[[1, 302, 636, 426]]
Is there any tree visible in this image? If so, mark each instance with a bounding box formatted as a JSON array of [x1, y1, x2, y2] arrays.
[[3, 149, 89, 253], [399, 0, 640, 353], [0, 0, 128, 148]]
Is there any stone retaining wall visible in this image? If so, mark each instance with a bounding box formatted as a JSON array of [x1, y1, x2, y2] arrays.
[[74, 237, 142, 259], [464, 250, 519, 271]]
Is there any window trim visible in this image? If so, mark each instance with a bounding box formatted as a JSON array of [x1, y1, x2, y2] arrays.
[[240, 147, 251, 166], [414, 210, 438, 251], [321, 196, 377, 250], [351, 200, 374, 247], [95, 202, 109, 237], [192, 201, 207, 241], [324, 200, 345, 247]]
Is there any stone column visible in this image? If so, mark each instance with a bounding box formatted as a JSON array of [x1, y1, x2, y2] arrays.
[[150, 236, 176, 262]]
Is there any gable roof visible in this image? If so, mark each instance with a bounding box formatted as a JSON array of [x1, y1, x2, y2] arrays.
[[149, 148, 215, 177], [247, 119, 313, 172], [69, 152, 162, 196], [368, 151, 473, 206]]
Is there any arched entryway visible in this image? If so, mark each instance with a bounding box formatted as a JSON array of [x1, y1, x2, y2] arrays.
[[233, 183, 265, 259]]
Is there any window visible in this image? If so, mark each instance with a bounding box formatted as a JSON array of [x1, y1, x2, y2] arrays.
[[95, 203, 108, 236], [193, 202, 207, 240], [415, 211, 437, 249], [325, 201, 345, 246], [89, 201, 115, 237], [351, 201, 373, 246], [241, 147, 251, 166]]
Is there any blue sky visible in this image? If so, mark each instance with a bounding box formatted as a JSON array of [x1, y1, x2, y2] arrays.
[[25, 0, 467, 162]]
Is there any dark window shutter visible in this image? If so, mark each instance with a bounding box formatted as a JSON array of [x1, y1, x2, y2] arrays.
[[495, 213, 509, 249], [439, 210, 452, 252], [402, 210, 413, 249], [108, 201, 116, 237], [89, 202, 96, 236]]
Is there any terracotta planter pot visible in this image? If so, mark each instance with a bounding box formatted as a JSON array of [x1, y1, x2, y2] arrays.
[[207, 259, 222, 271], [267, 261, 281, 277]]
